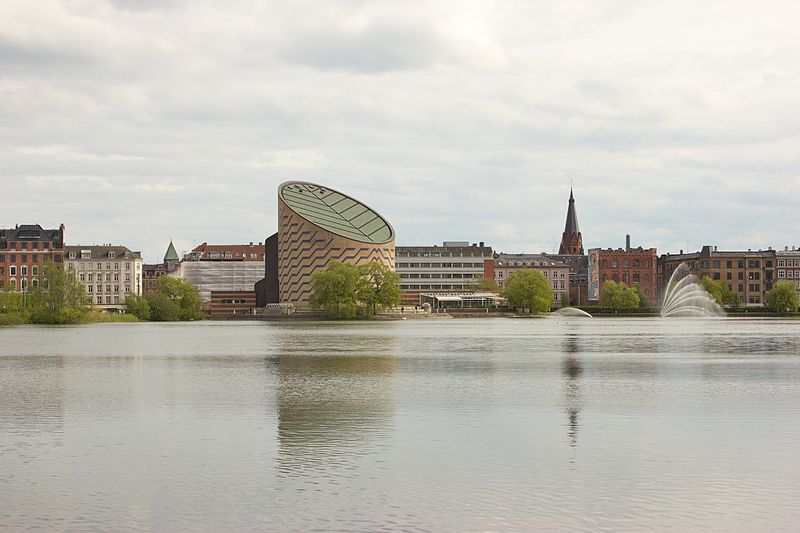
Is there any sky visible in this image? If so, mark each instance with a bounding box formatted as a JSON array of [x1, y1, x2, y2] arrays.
[[1, 0, 799, 263]]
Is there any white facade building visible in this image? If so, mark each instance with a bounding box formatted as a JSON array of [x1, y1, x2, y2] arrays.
[[65, 245, 143, 312], [395, 242, 493, 292]]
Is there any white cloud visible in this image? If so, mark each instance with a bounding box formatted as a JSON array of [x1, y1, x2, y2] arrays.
[[0, 0, 799, 261]]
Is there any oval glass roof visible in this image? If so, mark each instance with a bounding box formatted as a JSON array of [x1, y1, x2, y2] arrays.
[[279, 181, 394, 244]]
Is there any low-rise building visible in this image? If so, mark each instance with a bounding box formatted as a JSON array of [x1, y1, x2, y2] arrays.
[[64, 245, 143, 312], [396, 242, 494, 305], [494, 253, 571, 306], [176, 242, 265, 304], [658, 245, 775, 306], [589, 237, 658, 305]]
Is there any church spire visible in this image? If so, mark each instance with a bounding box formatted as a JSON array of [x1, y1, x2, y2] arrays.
[[559, 188, 584, 255]]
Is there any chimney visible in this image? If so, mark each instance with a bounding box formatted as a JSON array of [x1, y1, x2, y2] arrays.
[[479, 241, 484, 247], [680, 250, 683, 254], [625, 234, 631, 250]]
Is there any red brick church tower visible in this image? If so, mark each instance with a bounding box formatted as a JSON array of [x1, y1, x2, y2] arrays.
[[558, 188, 584, 255]]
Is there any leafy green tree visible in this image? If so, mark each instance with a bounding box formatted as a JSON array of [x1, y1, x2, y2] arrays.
[[146, 292, 182, 321], [310, 261, 368, 318], [357, 262, 401, 315], [467, 274, 500, 293], [599, 280, 640, 309], [124, 294, 151, 320], [632, 284, 650, 308], [501, 269, 553, 313], [766, 281, 799, 313], [700, 276, 740, 308], [146, 277, 202, 321], [28, 261, 91, 324], [0, 285, 29, 325]]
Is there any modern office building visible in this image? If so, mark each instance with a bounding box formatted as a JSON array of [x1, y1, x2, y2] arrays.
[[0, 223, 65, 292], [776, 247, 800, 298], [396, 241, 493, 305], [64, 245, 143, 312], [176, 242, 265, 303], [262, 181, 395, 309], [589, 236, 658, 304], [658, 245, 775, 306], [494, 253, 571, 306]]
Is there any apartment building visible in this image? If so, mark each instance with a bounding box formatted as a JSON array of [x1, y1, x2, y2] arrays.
[[0, 224, 65, 292], [776, 247, 800, 298], [494, 253, 571, 306], [64, 245, 143, 312], [589, 239, 658, 304]]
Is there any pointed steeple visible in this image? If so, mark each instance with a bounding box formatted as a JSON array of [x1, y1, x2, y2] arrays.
[[559, 188, 584, 255], [164, 239, 179, 263]]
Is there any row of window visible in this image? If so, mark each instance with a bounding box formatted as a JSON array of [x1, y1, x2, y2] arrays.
[[400, 284, 469, 290], [219, 299, 248, 304], [778, 260, 800, 267], [497, 270, 565, 279], [396, 262, 485, 268], [400, 273, 475, 279], [0, 241, 58, 251], [0, 254, 62, 263], [94, 295, 122, 305], [79, 273, 131, 282], [86, 285, 131, 294], [0, 278, 44, 289], [600, 259, 652, 268], [69, 262, 134, 270], [602, 273, 653, 283], [778, 271, 800, 279], [0, 265, 40, 276], [397, 251, 488, 258]]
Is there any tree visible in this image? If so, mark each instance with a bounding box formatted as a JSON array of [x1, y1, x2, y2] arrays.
[[599, 280, 640, 309], [28, 261, 91, 324], [310, 261, 368, 318], [701, 276, 740, 308], [124, 294, 151, 320], [146, 276, 202, 321], [766, 281, 799, 313], [631, 284, 650, 308], [467, 274, 500, 293], [357, 262, 401, 315], [501, 269, 553, 313]]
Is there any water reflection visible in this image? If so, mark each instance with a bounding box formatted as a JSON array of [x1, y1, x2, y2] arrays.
[[273, 331, 396, 476], [561, 334, 582, 452]]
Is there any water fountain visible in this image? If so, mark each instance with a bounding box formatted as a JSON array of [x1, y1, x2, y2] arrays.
[[660, 263, 723, 317], [552, 307, 593, 318]]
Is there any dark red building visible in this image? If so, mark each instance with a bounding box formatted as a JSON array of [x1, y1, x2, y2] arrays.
[[0, 224, 65, 292]]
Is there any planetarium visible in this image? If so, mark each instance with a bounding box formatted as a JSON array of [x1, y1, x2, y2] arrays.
[[257, 181, 395, 309]]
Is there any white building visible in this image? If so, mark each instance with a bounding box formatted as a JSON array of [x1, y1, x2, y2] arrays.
[[395, 242, 493, 293], [776, 247, 800, 297], [494, 253, 570, 306], [65, 245, 143, 312]]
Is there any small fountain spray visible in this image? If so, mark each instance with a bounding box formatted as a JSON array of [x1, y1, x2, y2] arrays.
[[660, 263, 723, 317]]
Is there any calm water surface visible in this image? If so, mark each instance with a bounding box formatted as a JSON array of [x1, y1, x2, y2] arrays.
[[1, 318, 799, 531]]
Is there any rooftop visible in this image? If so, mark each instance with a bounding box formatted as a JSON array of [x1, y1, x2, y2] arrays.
[[280, 181, 393, 244]]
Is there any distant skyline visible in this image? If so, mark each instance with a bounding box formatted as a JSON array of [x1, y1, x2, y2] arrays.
[[2, 0, 799, 263]]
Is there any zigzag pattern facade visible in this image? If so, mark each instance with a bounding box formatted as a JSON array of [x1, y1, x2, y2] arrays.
[[277, 197, 394, 309]]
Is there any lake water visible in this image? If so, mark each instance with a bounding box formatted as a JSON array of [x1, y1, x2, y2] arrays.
[[1, 318, 799, 531]]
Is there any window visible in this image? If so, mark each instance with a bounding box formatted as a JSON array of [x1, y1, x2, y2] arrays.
[[713, 260, 720, 268], [80, 273, 85, 281], [795, 260, 800, 267], [97, 263, 102, 269], [114, 273, 119, 281], [109, 252, 115, 258], [726, 272, 732, 280], [713, 272, 720, 280], [727, 260, 732, 268], [778, 260, 785, 267], [88, 273, 94, 282], [106, 285, 111, 293], [69, 252, 77, 259], [106, 273, 111, 281], [611, 260, 617, 268], [779, 270, 786, 278], [114, 263, 119, 270], [88, 285, 93, 293], [10, 266, 16, 276], [738, 272, 744, 280], [106, 263, 111, 270]]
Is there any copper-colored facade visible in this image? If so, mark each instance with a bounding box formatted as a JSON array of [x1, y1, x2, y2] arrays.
[[277, 182, 395, 309]]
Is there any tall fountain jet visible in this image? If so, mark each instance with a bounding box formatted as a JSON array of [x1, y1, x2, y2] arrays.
[[660, 263, 723, 317]]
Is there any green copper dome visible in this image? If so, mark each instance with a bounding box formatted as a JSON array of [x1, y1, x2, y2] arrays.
[[279, 181, 394, 244]]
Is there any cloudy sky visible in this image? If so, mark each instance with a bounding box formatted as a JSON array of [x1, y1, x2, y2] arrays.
[[2, 0, 799, 262]]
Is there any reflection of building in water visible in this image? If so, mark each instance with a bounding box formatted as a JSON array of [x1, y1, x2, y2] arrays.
[[562, 334, 582, 453], [274, 331, 396, 472]]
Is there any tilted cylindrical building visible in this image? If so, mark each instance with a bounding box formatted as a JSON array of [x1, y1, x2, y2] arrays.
[[277, 181, 395, 309]]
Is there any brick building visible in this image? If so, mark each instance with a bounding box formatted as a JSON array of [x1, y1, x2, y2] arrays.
[[658, 245, 775, 306], [589, 237, 658, 304], [0, 224, 65, 292], [143, 240, 180, 294]]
